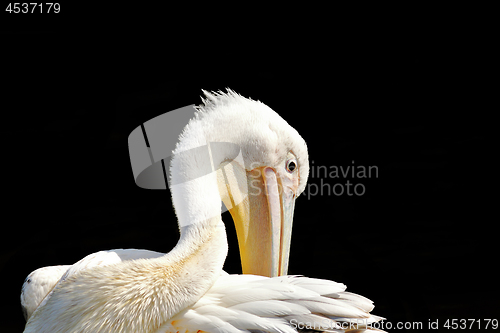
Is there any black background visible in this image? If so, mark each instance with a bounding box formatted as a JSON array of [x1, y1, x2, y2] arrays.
[[1, 4, 496, 332]]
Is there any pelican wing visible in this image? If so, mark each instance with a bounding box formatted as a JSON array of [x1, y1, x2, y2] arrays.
[[21, 249, 164, 321], [156, 274, 385, 333]]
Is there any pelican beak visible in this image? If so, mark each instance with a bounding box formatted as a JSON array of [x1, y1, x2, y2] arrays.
[[217, 161, 297, 277]]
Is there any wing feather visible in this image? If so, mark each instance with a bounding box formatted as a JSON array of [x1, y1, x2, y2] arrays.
[[163, 275, 385, 333], [229, 300, 310, 317]]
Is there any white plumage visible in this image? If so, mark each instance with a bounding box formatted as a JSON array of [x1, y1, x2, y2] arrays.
[[23, 266, 382, 333], [21, 265, 71, 320], [21, 90, 385, 333], [159, 274, 380, 333]]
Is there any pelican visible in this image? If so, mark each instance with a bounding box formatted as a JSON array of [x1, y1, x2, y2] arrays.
[[21, 90, 384, 333]]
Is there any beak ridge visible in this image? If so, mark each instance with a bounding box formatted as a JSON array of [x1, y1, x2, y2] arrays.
[[262, 167, 295, 276]]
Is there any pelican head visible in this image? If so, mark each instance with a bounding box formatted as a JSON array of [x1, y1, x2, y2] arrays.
[[170, 89, 309, 277]]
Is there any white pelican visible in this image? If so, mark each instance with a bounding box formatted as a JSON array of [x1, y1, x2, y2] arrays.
[[21, 90, 384, 333]]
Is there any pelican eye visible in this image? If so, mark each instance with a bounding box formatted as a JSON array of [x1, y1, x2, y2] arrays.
[[286, 159, 297, 173]]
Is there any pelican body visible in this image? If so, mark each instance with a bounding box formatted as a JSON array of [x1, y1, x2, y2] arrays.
[[21, 90, 384, 333]]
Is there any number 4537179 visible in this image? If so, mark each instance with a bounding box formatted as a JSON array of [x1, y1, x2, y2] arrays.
[[6, 3, 60, 13], [444, 319, 498, 330]]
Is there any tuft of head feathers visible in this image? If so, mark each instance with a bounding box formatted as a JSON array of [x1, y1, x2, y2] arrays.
[[172, 89, 309, 195]]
